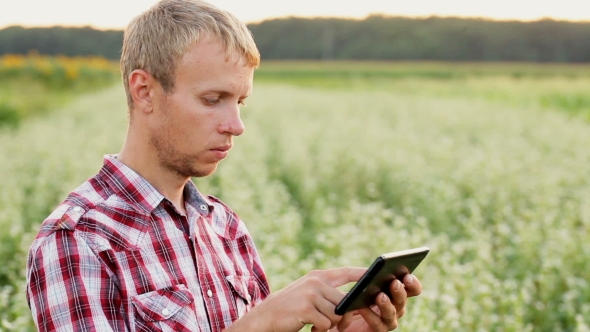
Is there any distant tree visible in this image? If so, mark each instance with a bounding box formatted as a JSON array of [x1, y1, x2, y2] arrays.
[[248, 16, 590, 62], [0, 26, 123, 59], [1, 17, 590, 62]]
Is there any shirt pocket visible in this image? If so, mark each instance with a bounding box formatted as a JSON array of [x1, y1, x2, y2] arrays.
[[225, 275, 261, 318], [131, 284, 199, 332]]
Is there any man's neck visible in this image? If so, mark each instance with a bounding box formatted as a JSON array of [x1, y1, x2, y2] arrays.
[[117, 137, 189, 215]]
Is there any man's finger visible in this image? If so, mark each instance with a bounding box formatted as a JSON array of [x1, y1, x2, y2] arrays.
[[374, 292, 398, 330], [357, 292, 398, 331], [336, 311, 356, 331], [389, 279, 407, 316], [308, 267, 367, 287], [320, 283, 347, 306], [403, 274, 422, 297], [397, 307, 406, 319], [314, 296, 343, 327]]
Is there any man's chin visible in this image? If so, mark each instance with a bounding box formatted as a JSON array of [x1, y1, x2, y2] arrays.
[[189, 164, 219, 178]]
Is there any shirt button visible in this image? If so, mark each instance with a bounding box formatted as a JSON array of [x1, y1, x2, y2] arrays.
[[73, 207, 82, 212], [161, 308, 170, 316], [207, 289, 213, 297], [199, 204, 208, 211]]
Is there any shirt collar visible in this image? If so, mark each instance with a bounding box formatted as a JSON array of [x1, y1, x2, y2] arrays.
[[184, 180, 214, 216], [99, 154, 213, 215]]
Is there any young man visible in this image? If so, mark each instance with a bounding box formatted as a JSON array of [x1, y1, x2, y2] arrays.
[[26, 1, 422, 331]]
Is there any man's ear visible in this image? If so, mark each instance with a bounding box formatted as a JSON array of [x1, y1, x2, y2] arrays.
[[128, 69, 156, 115]]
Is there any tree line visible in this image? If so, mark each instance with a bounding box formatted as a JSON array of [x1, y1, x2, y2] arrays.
[[1, 16, 589, 62], [0, 26, 123, 59]]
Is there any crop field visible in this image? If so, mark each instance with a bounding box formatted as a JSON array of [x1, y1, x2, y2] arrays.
[[0, 53, 119, 127], [1, 61, 590, 331]]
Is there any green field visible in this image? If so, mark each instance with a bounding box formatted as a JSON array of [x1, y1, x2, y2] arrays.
[[0, 54, 119, 128], [1, 62, 590, 331]]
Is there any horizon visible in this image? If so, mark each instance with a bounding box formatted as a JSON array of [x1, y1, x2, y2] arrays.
[[2, 14, 589, 31]]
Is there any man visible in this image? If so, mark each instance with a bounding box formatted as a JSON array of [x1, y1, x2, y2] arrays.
[[26, 0, 422, 331]]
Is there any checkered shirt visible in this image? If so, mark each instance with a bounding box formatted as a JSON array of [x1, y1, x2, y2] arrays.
[[26, 155, 271, 331]]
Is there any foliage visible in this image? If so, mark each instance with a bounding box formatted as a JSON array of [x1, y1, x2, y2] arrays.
[[3, 16, 590, 62], [1, 63, 590, 331], [0, 53, 119, 127], [540, 94, 590, 120], [0, 26, 123, 59], [248, 16, 590, 62]]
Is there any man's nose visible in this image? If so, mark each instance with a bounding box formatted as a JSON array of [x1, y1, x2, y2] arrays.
[[218, 106, 245, 136]]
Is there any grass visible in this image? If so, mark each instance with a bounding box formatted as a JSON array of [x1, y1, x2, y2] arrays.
[[256, 61, 590, 121], [255, 60, 590, 85]]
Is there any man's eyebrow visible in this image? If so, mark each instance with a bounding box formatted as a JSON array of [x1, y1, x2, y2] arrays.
[[201, 89, 231, 95], [202, 89, 250, 98]]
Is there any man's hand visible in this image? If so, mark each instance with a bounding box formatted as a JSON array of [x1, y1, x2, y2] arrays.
[[226, 269, 422, 332], [335, 274, 423, 332], [227, 267, 365, 332]]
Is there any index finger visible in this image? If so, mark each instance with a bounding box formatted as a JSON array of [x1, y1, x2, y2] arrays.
[[309, 267, 367, 287]]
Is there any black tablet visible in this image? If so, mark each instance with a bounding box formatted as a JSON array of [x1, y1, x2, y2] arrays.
[[335, 247, 430, 315]]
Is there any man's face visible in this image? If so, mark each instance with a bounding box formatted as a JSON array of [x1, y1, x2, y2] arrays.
[[149, 38, 254, 178]]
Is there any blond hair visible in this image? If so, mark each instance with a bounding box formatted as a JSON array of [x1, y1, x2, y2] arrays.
[[120, 0, 260, 107]]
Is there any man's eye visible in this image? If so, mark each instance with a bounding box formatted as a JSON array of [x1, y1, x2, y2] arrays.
[[204, 98, 220, 105], [238, 100, 247, 106]]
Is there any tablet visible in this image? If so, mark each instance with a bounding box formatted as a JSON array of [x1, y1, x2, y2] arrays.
[[334, 247, 430, 315]]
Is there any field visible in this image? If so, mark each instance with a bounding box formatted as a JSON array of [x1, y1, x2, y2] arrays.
[[0, 53, 119, 127], [1, 60, 589, 331]]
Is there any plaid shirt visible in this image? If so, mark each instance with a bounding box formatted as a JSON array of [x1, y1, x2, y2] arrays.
[[26, 155, 270, 332]]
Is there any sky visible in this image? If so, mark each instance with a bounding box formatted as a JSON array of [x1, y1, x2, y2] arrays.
[[1, 0, 589, 30]]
